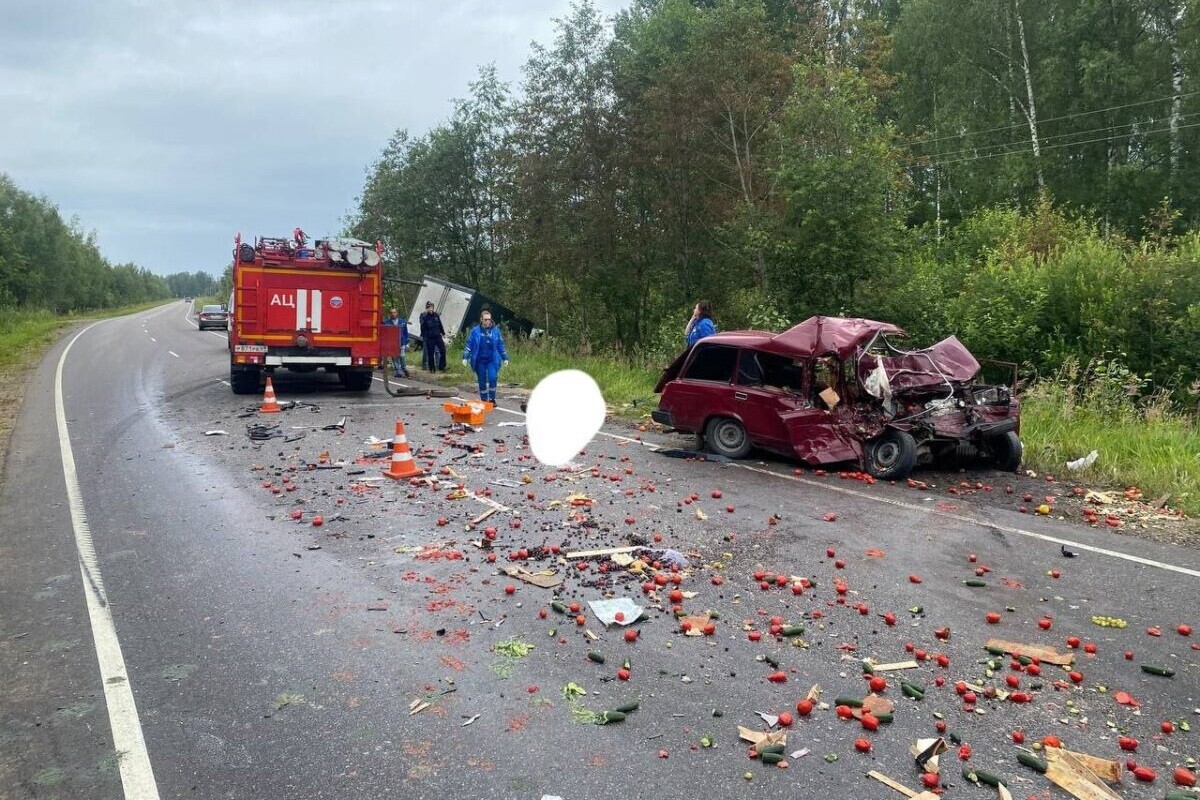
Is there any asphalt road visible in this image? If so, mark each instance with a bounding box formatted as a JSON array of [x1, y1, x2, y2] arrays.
[[1, 302, 1197, 800]]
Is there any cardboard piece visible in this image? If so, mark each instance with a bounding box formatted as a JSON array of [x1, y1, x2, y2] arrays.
[[501, 566, 563, 589], [819, 387, 841, 409], [984, 638, 1075, 666], [737, 726, 787, 748], [1044, 747, 1122, 800], [911, 738, 949, 774], [1048, 747, 1123, 785]]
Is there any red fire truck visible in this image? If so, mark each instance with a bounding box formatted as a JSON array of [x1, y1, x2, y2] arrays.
[[226, 232, 399, 394]]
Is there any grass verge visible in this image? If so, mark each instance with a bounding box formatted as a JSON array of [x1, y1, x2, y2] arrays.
[[1020, 382, 1200, 516], [0, 301, 175, 459]]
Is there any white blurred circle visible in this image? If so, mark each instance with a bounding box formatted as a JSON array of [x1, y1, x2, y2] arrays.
[[526, 369, 606, 466]]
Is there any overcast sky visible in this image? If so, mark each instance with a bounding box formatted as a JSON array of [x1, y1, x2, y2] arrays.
[[2, 0, 629, 276]]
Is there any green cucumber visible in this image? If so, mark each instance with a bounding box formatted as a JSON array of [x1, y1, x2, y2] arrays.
[[900, 680, 925, 700], [1140, 664, 1175, 677], [781, 625, 805, 637], [1017, 752, 1048, 773], [758, 743, 786, 755], [551, 601, 567, 614], [874, 712, 894, 723], [761, 752, 784, 764], [963, 579, 987, 587], [964, 767, 1004, 787], [587, 651, 605, 664], [861, 661, 875, 674], [1166, 792, 1200, 800], [614, 700, 640, 713], [763, 654, 779, 668], [833, 696, 864, 708], [599, 710, 626, 723], [985, 645, 1006, 655]]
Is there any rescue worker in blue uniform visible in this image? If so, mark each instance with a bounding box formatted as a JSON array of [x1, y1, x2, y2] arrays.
[[462, 309, 508, 403], [382, 307, 409, 378]]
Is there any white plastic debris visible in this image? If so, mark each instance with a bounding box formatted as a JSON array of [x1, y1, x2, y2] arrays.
[[1066, 450, 1099, 471]]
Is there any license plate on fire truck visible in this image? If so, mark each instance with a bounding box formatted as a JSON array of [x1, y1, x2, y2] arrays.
[[234, 344, 268, 353]]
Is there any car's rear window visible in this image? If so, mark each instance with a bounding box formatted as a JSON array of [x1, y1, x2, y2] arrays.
[[202, 305, 224, 313], [683, 344, 738, 382]]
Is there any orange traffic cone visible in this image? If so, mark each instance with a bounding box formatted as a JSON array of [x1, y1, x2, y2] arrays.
[[382, 419, 424, 480], [259, 376, 282, 413]]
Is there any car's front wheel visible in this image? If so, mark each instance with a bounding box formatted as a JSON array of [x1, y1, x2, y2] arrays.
[[705, 417, 751, 459], [865, 429, 918, 480], [987, 431, 1023, 471]]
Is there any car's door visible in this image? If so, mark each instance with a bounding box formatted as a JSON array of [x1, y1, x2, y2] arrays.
[[730, 350, 798, 453], [667, 343, 739, 432]]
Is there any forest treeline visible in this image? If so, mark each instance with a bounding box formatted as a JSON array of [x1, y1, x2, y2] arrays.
[[350, 0, 1199, 394], [0, 174, 183, 311]]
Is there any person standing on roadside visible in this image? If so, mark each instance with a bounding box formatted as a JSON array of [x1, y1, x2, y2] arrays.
[[419, 300, 447, 372], [462, 309, 508, 403], [382, 307, 410, 378], [684, 300, 717, 347]]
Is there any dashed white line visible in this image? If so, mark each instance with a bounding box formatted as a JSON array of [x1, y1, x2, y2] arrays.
[[149, 337, 156, 343], [167, 351, 179, 358], [55, 323, 160, 798]]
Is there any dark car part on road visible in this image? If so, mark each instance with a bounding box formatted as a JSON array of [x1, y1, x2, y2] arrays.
[[197, 304, 230, 331], [654, 316, 1022, 480]]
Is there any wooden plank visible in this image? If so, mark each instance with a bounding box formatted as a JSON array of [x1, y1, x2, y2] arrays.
[[873, 660, 921, 672], [565, 546, 639, 559], [1058, 749, 1123, 784], [1044, 748, 1122, 800], [867, 770, 918, 798], [984, 638, 1074, 666], [470, 508, 497, 525]]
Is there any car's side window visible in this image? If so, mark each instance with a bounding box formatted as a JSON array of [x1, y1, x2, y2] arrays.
[[683, 345, 738, 383], [736, 351, 763, 385]]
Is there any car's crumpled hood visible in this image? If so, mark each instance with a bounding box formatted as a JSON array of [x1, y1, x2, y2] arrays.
[[859, 336, 981, 394], [759, 316, 905, 359]]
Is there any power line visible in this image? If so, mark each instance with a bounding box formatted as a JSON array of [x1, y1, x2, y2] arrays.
[[906, 90, 1200, 148], [919, 111, 1200, 161], [911, 119, 1200, 169]]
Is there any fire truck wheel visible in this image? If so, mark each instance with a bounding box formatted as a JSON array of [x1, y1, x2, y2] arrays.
[[339, 369, 373, 392], [230, 367, 261, 395]]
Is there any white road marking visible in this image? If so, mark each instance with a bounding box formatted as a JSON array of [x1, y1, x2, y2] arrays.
[[167, 351, 179, 358], [149, 337, 156, 343], [477, 394, 1199, 578], [55, 323, 160, 798]]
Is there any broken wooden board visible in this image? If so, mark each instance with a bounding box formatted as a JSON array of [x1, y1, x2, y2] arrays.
[[501, 566, 562, 589], [564, 546, 639, 559], [1044, 747, 1122, 800], [1048, 747, 1123, 785], [867, 770, 920, 798], [984, 638, 1075, 666], [470, 508, 497, 525], [872, 660, 920, 672]]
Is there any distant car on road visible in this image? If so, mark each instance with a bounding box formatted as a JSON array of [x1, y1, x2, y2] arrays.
[[652, 316, 1021, 480], [197, 304, 229, 331]]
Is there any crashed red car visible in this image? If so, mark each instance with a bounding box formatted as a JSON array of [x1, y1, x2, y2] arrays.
[[652, 316, 1021, 480]]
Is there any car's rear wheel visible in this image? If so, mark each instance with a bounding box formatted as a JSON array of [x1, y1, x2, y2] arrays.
[[865, 429, 917, 480], [988, 431, 1023, 471], [705, 417, 751, 459]]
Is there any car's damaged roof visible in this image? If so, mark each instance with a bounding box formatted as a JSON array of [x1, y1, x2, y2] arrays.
[[759, 316, 905, 359]]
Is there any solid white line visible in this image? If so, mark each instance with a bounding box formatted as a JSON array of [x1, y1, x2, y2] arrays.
[[167, 351, 179, 358], [55, 323, 161, 799], [476, 391, 1198, 578]]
